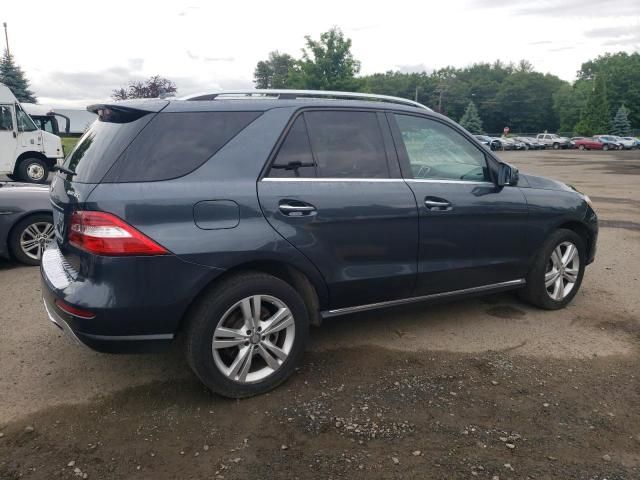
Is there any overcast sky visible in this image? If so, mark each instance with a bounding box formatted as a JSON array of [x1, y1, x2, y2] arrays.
[[2, 0, 639, 108]]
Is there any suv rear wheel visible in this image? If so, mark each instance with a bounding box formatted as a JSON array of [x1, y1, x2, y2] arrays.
[[184, 272, 309, 398], [519, 229, 585, 310]]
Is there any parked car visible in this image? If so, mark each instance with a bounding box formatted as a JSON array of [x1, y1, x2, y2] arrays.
[[514, 137, 543, 150], [621, 137, 640, 149], [491, 137, 514, 150], [613, 136, 636, 150], [593, 135, 623, 150], [0, 182, 53, 265], [41, 90, 598, 398], [474, 135, 501, 151], [536, 133, 571, 149], [573, 137, 604, 150]]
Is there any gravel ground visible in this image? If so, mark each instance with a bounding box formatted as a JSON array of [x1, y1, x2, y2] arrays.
[[1, 149, 639, 479]]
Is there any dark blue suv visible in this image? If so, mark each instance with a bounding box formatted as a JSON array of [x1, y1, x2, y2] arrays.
[[41, 90, 598, 398]]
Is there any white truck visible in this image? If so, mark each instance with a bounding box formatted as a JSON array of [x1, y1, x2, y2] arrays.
[[0, 83, 64, 183], [535, 133, 571, 150]]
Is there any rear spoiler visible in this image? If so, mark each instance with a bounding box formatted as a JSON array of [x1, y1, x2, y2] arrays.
[[87, 100, 169, 123]]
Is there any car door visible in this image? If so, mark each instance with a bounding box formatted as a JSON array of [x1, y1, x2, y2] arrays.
[[388, 112, 529, 296], [258, 109, 419, 310], [0, 105, 17, 174]]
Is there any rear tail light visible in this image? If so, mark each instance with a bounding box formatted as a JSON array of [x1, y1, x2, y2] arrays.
[[68, 211, 169, 256], [55, 299, 96, 319]]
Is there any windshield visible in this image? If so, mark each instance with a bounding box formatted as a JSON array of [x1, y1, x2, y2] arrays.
[[16, 104, 38, 132]]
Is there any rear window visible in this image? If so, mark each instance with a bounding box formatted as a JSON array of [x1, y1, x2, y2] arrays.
[[103, 111, 262, 183], [64, 115, 153, 183]]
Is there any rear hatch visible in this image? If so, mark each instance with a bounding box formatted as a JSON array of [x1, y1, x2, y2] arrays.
[[50, 100, 168, 260]]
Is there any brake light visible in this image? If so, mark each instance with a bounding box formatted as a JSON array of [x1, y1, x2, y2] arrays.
[[68, 211, 169, 256], [55, 299, 96, 319]]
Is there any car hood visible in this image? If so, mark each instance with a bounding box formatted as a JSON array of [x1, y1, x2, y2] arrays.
[[518, 173, 573, 192], [0, 181, 50, 196]]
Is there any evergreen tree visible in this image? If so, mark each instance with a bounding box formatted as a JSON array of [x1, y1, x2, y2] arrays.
[[0, 49, 36, 103], [459, 101, 483, 134], [611, 104, 632, 136], [575, 75, 610, 135]]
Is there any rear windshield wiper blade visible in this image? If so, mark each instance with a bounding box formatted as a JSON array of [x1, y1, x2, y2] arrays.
[[52, 165, 76, 176]]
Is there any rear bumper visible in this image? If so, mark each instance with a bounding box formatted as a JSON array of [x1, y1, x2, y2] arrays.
[[40, 243, 223, 353]]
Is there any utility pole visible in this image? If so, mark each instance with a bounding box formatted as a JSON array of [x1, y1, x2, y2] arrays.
[[3, 22, 9, 56]]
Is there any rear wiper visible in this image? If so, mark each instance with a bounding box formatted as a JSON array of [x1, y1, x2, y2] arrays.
[[52, 165, 76, 177]]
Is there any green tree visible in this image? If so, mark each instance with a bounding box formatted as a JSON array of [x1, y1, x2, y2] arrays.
[[459, 101, 483, 133], [253, 51, 295, 89], [112, 75, 177, 100], [288, 27, 361, 91], [553, 81, 590, 134], [611, 104, 631, 136], [575, 75, 611, 136], [578, 52, 640, 129], [0, 49, 36, 102]]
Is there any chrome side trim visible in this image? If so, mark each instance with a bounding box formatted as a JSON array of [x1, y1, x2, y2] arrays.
[[406, 179, 495, 186], [321, 279, 525, 318], [262, 177, 404, 183], [43, 296, 82, 346], [81, 333, 174, 341]]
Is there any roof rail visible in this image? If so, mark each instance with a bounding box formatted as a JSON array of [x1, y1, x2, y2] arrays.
[[181, 89, 431, 111]]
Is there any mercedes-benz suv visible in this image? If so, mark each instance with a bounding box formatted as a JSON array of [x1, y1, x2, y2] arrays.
[[41, 90, 598, 398]]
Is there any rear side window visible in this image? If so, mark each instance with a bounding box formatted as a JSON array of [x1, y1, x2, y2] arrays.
[[64, 115, 152, 183], [304, 111, 389, 179], [104, 111, 262, 183], [269, 116, 316, 178]]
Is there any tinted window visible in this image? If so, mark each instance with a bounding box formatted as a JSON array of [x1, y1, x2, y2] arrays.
[[269, 115, 316, 178], [394, 114, 489, 182], [304, 111, 389, 178], [0, 105, 12, 130], [64, 115, 152, 183], [105, 111, 261, 183]]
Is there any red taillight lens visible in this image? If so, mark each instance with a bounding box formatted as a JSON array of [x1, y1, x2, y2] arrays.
[[55, 299, 96, 319], [68, 211, 169, 256]]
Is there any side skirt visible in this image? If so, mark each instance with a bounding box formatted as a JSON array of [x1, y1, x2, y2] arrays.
[[321, 279, 525, 319]]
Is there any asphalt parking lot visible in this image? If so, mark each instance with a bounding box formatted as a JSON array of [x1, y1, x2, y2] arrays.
[[1, 149, 639, 479]]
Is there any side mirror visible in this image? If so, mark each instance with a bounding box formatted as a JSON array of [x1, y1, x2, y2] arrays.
[[497, 163, 519, 187]]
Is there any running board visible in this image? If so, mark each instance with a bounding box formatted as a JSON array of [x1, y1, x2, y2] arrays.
[[321, 279, 525, 318]]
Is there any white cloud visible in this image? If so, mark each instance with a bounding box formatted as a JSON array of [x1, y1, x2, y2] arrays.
[[2, 0, 638, 106]]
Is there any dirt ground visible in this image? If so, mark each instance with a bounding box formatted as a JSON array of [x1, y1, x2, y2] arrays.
[[1, 149, 639, 479]]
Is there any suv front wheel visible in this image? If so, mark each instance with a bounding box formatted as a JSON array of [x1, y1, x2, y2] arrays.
[[519, 229, 585, 310], [184, 272, 309, 398]]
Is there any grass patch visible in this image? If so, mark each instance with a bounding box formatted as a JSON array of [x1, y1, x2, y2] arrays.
[[61, 137, 79, 156]]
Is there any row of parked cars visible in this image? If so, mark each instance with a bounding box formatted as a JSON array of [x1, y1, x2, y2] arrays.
[[475, 133, 639, 151]]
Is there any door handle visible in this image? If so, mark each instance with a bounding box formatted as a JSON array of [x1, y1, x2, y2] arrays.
[[424, 198, 452, 211], [278, 201, 317, 216]]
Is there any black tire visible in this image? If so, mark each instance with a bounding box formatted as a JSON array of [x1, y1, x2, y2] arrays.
[[552, 143, 560, 150], [184, 271, 310, 398], [518, 229, 586, 310], [603, 144, 609, 151], [17, 157, 49, 184], [578, 145, 585, 150], [8, 213, 54, 266]]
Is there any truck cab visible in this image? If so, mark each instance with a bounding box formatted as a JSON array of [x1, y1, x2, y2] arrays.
[[0, 83, 64, 183]]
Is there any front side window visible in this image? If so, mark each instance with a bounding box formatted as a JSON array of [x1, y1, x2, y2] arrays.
[[16, 105, 38, 132], [394, 114, 489, 182], [304, 110, 389, 179], [0, 105, 13, 130]]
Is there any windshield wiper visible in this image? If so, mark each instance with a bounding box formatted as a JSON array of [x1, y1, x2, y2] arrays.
[[52, 165, 76, 177]]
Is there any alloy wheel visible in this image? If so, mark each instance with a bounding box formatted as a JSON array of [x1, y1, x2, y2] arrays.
[[20, 221, 55, 261], [212, 295, 295, 383], [545, 241, 580, 301]]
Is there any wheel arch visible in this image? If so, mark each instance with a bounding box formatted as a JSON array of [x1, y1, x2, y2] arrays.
[[6, 210, 53, 260], [13, 151, 53, 176], [555, 221, 593, 260], [179, 259, 326, 333]]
